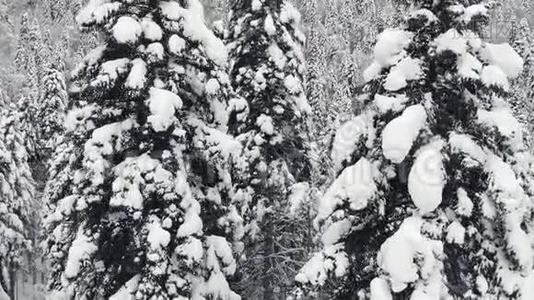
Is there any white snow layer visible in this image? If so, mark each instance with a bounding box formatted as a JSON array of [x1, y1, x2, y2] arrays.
[[374, 94, 408, 114], [382, 104, 427, 163], [288, 182, 310, 215], [456, 188, 474, 217], [84, 119, 136, 187], [125, 58, 147, 89], [317, 158, 379, 222], [458, 53, 483, 79], [109, 275, 140, 300], [480, 43, 524, 79], [434, 29, 467, 55], [485, 154, 523, 201], [448, 133, 486, 163], [264, 14, 276, 35], [384, 57, 423, 91], [321, 220, 352, 246], [378, 216, 443, 293], [374, 29, 413, 68], [477, 107, 522, 140], [268, 43, 287, 69], [284, 75, 302, 94], [251, 0, 262, 11], [280, 1, 302, 25], [485, 154, 534, 272], [446, 221, 466, 245], [461, 4, 489, 24], [256, 114, 275, 135], [159, 1, 228, 66], [147, 87, 183, 132], [64, 230, 98, 279], [192, 236, 240, 300], [363, 61, 383, 82], [295, 244, 350, 286], [76, 1, 121, 26], [203, 126, 243, 160], [432, 29, 522, 89], [331, 114, 374, 171], [146, 42, 164, 61], [481, 65, 510, 90], [113, 16, 142, 44], [205, 78, 221, 94], [92, 58, 130, 87], [168, 34, 187, 54], [410, 9, 438, 23], [364, 29, 413, 82], [370, 277, 393, 300], [408, 140, 445, 214], [147, 219, 171, 250], [141, 18, 163, 41]]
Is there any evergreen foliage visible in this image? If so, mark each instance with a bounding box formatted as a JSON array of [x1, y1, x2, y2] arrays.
[[0, 89, 35, 298], [297, 1, 534, 299], [226, 0, 313, 298], [44, 1, 243, 298]]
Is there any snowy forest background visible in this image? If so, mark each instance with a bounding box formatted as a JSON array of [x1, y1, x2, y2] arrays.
[[0, 0, 533, 299]]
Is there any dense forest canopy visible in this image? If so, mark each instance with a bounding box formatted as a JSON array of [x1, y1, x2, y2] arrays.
[[0, 0, 533, 299]]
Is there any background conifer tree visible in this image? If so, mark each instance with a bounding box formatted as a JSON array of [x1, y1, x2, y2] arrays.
[[226, 0, 313, 298], [0, 89, 35, 299]]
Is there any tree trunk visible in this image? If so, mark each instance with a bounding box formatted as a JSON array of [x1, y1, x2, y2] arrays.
[[263, 219, 274, 300], [8, 262, 15, 300]]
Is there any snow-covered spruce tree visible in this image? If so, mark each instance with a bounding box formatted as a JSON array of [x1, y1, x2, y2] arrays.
[[14, 13, 47, 86], [14, 13, 47, 163], [512, 18, 533, 69], [44, 1, 244, 299], [226, 0, 313, 298], [296, 0, 336, 190], [13, 13, 34, 77], [508, 18, 534, 131], [0, 89, 35, 299], [37, 67, 68, 160], [297, 2, 534, 299]]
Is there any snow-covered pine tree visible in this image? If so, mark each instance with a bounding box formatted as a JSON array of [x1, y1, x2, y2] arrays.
[[0, 89, 35, 299], [40, 0, 95, 72], [297, 1, 534, 299], [44, 0, 243, 299], [37, 67, 68, 159], [226, 0, 313, 298], [14, 13, 34, 78], [513, 18, 533, 70], [13, 13, 46, 163], [298, 0, 335, 187], [14, 13, 47, 84], [509, 18, 534, 134]]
